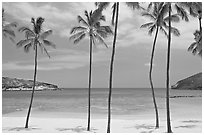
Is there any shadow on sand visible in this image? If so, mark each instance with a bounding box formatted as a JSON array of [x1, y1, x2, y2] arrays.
[[56, 126, 98, 133], [3, 126, 41, 132]]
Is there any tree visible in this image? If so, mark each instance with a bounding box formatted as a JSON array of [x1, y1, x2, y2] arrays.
[[188, 30, 202, 57], [2, 8, 17, 43], [141, 2, 180, 128], [180, 2, 202, 57], [165, 2, 189, 132], [69, 9, 113, 131], [17, 17, 56, 128], [95, 2, 142, 133]]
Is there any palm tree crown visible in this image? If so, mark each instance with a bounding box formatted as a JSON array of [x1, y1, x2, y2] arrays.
[[70, 10, 113, 46], [141, 2, 180, 37], [17, 17, 55, 56], [188, 30, 202, 57], [2, 8, 17, 42]]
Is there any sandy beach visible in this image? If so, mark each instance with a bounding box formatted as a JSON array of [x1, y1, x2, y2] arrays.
[[2, 95, 202, 133]]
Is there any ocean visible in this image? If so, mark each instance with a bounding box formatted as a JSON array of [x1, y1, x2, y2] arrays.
[[2, 88, 202, 117]]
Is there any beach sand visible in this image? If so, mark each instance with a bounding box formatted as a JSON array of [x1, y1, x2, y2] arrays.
[[2, 96, 202, 133]]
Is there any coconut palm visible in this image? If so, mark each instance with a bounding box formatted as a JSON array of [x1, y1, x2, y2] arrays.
[[141, 2, 180, 128], [188, 30, 202, 57], [180, 2, 202, 31], [69, 9, 113, 131], [180, 2, 202, 57], [165, 2, 189, 132], [95, 2, 142, 133], [17, 17, 56, 128], [2, 8, 17, 43]]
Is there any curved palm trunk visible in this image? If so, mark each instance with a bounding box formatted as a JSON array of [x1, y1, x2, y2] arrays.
[[107, 2, 119, 133], [25, 45, 37, 128], [149, 26, 159, 128], [87, 34, 93, 131], [166, 3, 172, 133]]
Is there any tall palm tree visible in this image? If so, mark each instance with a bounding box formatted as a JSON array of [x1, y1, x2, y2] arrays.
[[141, 2, 180, 128], [17, 17, 56, 128], [69, 9, 113, 131], [188, 30, 202, 57], [165, 2, 189, 132], [96, 2, 142, 133], [2, 8, 17, 42]]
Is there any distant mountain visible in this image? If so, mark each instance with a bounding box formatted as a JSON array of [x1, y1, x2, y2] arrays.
[[2, 77, 59, 91], [171, 72, 202, 90]]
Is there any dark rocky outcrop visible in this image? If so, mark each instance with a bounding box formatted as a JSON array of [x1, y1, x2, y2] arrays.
[[2, 77, 60, 91], [171, 72, 202, 90]]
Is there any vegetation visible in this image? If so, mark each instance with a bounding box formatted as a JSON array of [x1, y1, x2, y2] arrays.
[[2, 2, 202, 133], [16, 17, 56, 128], [141, 2, 180, 128], [2, 8, 17, 43], [96, 2, 142, 133], [69, 9, 113, 131]]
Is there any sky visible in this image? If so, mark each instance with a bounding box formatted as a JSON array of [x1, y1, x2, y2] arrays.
[[2, 2, 202, 88]]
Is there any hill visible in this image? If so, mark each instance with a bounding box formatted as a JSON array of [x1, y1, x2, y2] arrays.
[[2, 77, 59, 91], [171, 72, 202, 90]]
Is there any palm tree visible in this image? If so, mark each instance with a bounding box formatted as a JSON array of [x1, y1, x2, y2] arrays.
[[165, 2, 189, 132], [188, 30, 202, 57], [141, 2, 180, 128], [69, 9, 113, 131], [2, 8, 17, 43], [17, 17, 56, 128], [180, 2, 202, 31], [95, 2, 142, 133], [180, 2, 202, 57]]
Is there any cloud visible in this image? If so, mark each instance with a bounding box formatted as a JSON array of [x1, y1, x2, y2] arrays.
[[2, 49, 112, 71]]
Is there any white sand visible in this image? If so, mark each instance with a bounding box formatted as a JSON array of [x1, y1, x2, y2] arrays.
[[2, 97, 202, 133]]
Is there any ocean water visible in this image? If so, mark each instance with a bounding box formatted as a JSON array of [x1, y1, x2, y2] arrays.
[[2, 88, 202, 117]]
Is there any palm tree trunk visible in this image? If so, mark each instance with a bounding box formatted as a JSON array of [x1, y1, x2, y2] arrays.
[[107, 2, 119, 133], [25, 45, 37, 128], [87, 34, 93, 131], [166, 3, 172, 133], [149, 26, 159, 128]]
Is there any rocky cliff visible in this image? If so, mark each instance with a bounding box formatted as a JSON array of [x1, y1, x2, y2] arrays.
[[2, 77, 59, 91], [171, 72, 202, 90]]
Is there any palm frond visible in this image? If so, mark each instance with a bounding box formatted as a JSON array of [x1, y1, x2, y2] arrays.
[[164, 14, 180, 23], [73, 33, 86, 44], [175, 4, 189, 22], [97, 26, 113, 35], [148, 25, 156, 35], [39, 42, 51, 58], [24, 42, 33, 53], [3, 29, 15, 37], [140, 22, 154, 28], [5, 22, 18, 28], [70, 31, 86, 40], [141, 12, 156, 20], [95, 2, 110, 10], [188, 42, 197, 51], [93, 33, 108, 48], [126, 2, 144, 10], [70, 26, 87, 34], [40, 30, 53, 40], [77, 15, 89, 26], [16, 39, 33, 48], [160, 27, 168, 37], [166, 26, 180, 36], [43, 39, 56, 48], [18, 27, 35, 35], [84, 10, 91, 26]]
